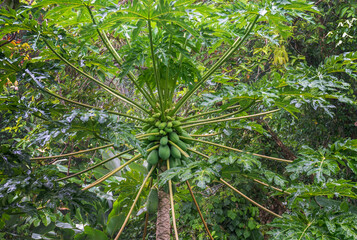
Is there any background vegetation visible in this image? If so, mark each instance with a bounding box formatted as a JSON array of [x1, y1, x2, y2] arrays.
[[1, 0, 356, 239]]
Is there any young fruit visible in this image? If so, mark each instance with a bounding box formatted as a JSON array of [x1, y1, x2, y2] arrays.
[[158, 122, 167, 130], [175, 139, 187, 151], [169, 132, 180, 143], [147, 149, 159, 165], [159, 145, 170, 160], [170, 145, 181, 159], [160, 136, 168, 145], [147, 188, 159, 214]]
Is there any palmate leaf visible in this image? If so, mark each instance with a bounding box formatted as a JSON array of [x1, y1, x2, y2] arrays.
[[286, 180, 357, 206], [268, 199, 357, 240], [286, 139, 357, 183]]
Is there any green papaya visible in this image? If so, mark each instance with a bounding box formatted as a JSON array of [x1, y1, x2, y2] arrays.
[[170, 145, 181, 159], [158, 122, 167, 130], [153, 112, 161, 118], [167, 122, 173, 128], [147, 117, 156, 123], [155, 121, 161, 127], [159, 145, 170, 160], [175, 140, 187, 151], [160, 136, 168, 145], [164, 127, 172, 133], [172, 120, 181, 127], [169, 132, 180, 143], [148, 135, 159, 141], [176, 127, 183, 134], [160, 130, 166, 135], [147, 149, 159, 165], [181, 131, 193, 143], [147, 188, 159, 214], [150, 128, 159, 133]]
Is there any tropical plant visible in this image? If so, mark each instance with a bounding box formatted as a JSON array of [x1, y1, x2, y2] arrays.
[[1, 0, 356, 239]]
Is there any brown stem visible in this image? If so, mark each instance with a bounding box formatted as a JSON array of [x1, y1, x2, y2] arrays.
[[142, 212, 149, 240], [259, 120, 297, 160], [186, 181, 214, 240], [167, 160, 179, 240], [156, 165, 171, 240]]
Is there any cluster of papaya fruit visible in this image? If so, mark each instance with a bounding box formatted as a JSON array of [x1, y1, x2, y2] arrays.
[[142, 112, 192, 177], [142, 113, 193, 214]]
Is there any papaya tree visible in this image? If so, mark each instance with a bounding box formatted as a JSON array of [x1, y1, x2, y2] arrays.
[[0, 0, 327, 239]]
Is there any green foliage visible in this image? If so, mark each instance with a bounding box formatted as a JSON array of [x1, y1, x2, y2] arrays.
[[0, 0, 356, 239]]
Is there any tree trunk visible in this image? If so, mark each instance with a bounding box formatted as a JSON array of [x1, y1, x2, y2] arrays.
[[156, 189, 171, 240], [259, 120, 297, 160]]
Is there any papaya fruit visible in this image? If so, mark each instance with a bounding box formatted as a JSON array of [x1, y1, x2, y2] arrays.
[[175, 140, 187, 151], [150, 128, 159, 133], [160, 136, 168, 145], [159, 145, 170, 160], [147, 188, 159, 214], [172, 120, 181, 127], [164, 127, 172, 133], [170, 145, 181, 159], [181, 131, 193, 143], [147, 117, 156, 123], [153, 112, 161, 118], [169, 132, 180, 143], [148, 135, 159, 141], [147, 149, 159, 165], [158, 122, 167, 130], [176, 127, 183, 134]]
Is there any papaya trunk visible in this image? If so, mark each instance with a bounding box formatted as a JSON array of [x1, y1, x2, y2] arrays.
[[156, 190, 171, 239], [156, 166, 171, 239]]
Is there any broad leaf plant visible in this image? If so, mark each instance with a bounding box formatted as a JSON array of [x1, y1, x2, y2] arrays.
[[0, 0, 331, 239]]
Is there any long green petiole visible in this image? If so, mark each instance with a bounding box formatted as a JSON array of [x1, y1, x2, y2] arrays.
[[136, 132, 160, 139], [85, 5, 157, 110], [181, 109, 280, 128], [42, 88, 146, 122], [180, 137, 293, 163], [167, 160, 179, 240], [57, 148, 134, 181], [190, 133, 219, 137], [43, 39, 150, 114], [186, 180, 214, 240], [187, 148, 210, 159], [171, 15, 259, 116], [220, 178, 283, 218], [148, 19, 164, 114], [31, 144, 114, 160], [114, 165, 156, 240], [182, 101, 256, 126], [241, 175, 290, 194], [82, 153, 143, 190], [182, 105, 241, 122], [82, 145, 159, 190]]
